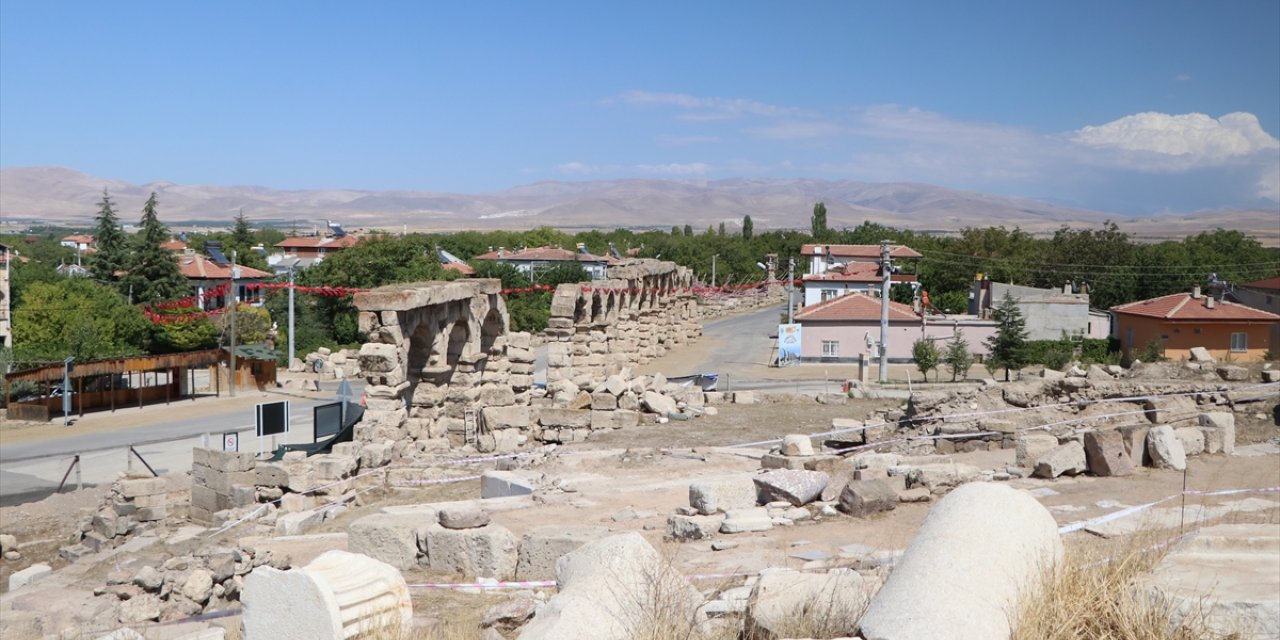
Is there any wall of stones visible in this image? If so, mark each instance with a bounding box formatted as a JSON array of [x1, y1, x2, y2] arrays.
[[355, 280, 525, 454], [190, 449, 257, 525], [544, 259, 703, 385]]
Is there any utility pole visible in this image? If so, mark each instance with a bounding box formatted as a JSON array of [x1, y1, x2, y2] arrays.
[[878, 240, 892, 383], [288, 266, 296, 366], [787, 257, 795, 324], [711, 254, 717, 288], [229, 250, 238, 398]]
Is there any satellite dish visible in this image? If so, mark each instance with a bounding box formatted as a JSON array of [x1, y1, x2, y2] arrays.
[[757, 262, 767, 270]]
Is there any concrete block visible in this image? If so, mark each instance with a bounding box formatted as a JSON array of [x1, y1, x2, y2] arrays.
[[515, 525, 610, 581], [424, 524, 518, 580], [348, 512, 433, 570], [480, 471, 536, 499], [689, 475, 758, 515]]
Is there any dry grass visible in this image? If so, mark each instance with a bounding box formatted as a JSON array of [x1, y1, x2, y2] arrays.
[[1012, 531, 1249, 640]]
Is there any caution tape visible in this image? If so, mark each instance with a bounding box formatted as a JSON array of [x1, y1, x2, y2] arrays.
[[1057, 486, 1280, 535]]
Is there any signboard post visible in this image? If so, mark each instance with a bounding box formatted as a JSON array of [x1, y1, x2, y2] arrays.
[[222, 432, 239, 452], [255, 400, 290, 455], [777, 323, 802, 365]]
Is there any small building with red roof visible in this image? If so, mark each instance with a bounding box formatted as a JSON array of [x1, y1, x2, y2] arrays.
[[801, 261, 918, 306], [61, 234, 95, 252], [274, 234, 361, 260], [472, 245, 616, 280], [177, 249, 272, 309], [1111, 286, 1280, 362], [794, 292, 995, 362], [800, 243, 921, 277], [1228, 276, 1280, 317]]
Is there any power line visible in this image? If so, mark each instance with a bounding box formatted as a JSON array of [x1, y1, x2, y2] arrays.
[[920, 249, 1278, 272]]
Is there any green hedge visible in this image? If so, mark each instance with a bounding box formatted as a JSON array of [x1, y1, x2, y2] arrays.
[[1022, 338, 1119, 369]]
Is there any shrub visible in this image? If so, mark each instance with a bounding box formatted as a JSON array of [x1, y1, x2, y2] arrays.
[[912, 338, 941, 382]]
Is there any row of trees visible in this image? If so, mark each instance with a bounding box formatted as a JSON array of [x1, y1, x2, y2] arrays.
[[911, 293, 1028, 382]]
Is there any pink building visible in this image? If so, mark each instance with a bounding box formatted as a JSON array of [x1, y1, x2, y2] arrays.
[[795, 293, 997, 362]]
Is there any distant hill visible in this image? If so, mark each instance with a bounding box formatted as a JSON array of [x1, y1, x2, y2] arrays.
[[1, 166, 1276, 242]]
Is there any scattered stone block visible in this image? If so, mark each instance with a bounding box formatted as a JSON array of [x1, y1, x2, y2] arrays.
[[481, 471, 536, 499], [1215, 365, 1249, 381], [8, 563, 52, 590], [838, 479, 899, 517], [1147, 425, 1187, 471], [1016, 433, 1059, 468], [720, 508, 774, 533], [668, 514, 725, 541], [781, 434, 814, 456], [746, 570, 866, 638], [424, 524, 518, 580], [641, 390, 678, 415], [1083, 430, 1134, 477], [242, 550, 411, 640], [1118, 424, 1153, 466], [752, 469, 829, 506], [689, 476, 759, 515], [439, 506, 490, 530], [1174, 427, 1205, 457], [732, 391, 755, 404], [1033, 441, 1087, 478], [1144, 396, 1197, 423], [1188, 346, 1214, 363], [1198, 412, 1236, 455], [348, 512, 432, 570], [859, 483, 1063, 640], [516, 525, 609, 581]]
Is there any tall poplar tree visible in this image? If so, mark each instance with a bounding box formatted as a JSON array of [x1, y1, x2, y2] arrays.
[[89, 189, 129, 284], [123, 192, 188, 304], [811, 201, 828, 239], [742, 215, 754, 240]]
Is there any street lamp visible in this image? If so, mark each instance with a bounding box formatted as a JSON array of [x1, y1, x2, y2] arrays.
[[63, 356, 75, 426]]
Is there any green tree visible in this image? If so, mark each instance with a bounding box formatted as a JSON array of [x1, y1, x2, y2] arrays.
[[123, 192, 188, 304], [231, 211, 254, 247], [984, 292, 1029, 381], [683, 224, 693, 237], [12, 279, 151, 361], [705, 225, 715, 236], [742, 215, 754, 240], [944, 330, 975, 382], [150, 315, 220, 353], [718, 222, 726, 236], [811, 202, 828, 239], [671, 226, 681, 236], [912, 338, 940, 382], [89, 189, 129, 283], [214, 303, 273, 346]]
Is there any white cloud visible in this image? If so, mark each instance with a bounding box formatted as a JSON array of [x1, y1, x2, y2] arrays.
[[1173, 73, 1192, 82], [556, 161, 599, 175], [609, 90, 803, 121], [657, 134, 721, 146], [1070, 112, 1279, 167], [634, 162, 710, 175], [747, 120, 848, 141]]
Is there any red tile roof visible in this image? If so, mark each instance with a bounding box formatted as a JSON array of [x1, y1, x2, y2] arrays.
[[1111, 292, 1280, 321], [62, 234, 94, 244], [177, 254, 271, 280], [274, 235, 362, 249], [442, 261, 475, 276], [161, 240, 188, 252], [1241, 276, 1280, 292], [472, 246, 616, 264], [803, 262, 918, 283], [800, 244, 922, 259], [795, 292, 920, 322]]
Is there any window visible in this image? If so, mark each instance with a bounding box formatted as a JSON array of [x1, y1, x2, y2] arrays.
[[1125, 327, 1135, 348], [822, 340, 840, 358], [821, 289, 839, 302], [1230, 332, 1247, 352]]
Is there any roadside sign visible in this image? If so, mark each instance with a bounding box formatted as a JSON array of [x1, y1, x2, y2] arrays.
[[778, 323, 802, 361], [222, 432, 239, 452], [336, 379, 353, 402], [313, 402, 343, 441], [256, 400, 290, 437]]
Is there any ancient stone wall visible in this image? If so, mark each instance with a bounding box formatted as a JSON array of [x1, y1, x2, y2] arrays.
[[544, 259, 702, 385], [354, 280, 523, 453]]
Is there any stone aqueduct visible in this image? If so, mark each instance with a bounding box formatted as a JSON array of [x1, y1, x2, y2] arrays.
[[353, 259, 776, 452]]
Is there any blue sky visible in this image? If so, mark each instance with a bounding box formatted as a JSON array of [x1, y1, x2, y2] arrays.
[[2, 1, 1278, 214]]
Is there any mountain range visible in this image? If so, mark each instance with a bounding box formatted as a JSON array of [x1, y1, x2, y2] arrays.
[[1, 166, 1275, 241]]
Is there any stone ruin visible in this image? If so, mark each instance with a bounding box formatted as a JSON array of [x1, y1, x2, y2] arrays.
[[544, 259, 702, 384]]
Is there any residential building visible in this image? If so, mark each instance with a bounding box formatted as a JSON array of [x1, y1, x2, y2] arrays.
[[1228, 276, 1280, 316], [471, 245, 616, 280], [60, 235, 95, 252], [1111, 287, 1280, 363], [160, 239, 188, 253], [801, 261, 918, 306], [800, 243, 921, 277], [970, 279, 1110, 341], [55, 262, 90, 278], [273, 234, 361, 261], [436, 247, 475, 276], [0, 242, 10, 348], [793, 292, 996, 363], [177, 248, 272, 309]]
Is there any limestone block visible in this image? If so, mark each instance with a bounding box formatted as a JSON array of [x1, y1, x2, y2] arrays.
[[1147, 426, 1187, 470], [515, 525, 610, 581], [668, 514, 725, 541], [1015, 433, 1059, 468], [1198, 412, 1236, 454], [1083, 430, 1134, 477], [193, 448, 256, 473], [781, 434, 814, 457], [753, 469, 830, 506], [518, 533, 703, 640], [908, 463, 982, 492], [589, 392, 618, 411], [116, 477, 168, 499], [859, 483, 1063, 640], [719, 508, 774, 533], [1175, 427, 1206, 456], [591, 409, 640, 430], [1215, 365, 1249, 381], [481, 471, 537, 499], [689, 476, 759, 515], [424, 524, 518, 580], [1118, 424, 1153, 466], [358, 343, 400, 374], [312, 454, 357, 481], [439, 507, 490, 530], [1144, 396, 1197, 424], [483, 405, 531, 430], [348, 512, 433, 570], [1188, 346, 1214, 362], [641, 390, 678, 415], [839, 479, 899, 517], [732, 391, 756, 404], [242, 550, 411, 640], [746, 570, 866, 639], [1033, 441, 1088, 478], [8, 563, 51, 590], [478, 386, 516, 407], [537, 408, 591, 429]]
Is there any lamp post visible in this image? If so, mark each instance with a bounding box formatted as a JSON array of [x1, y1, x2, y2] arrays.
[[63, 356, 75, 425]]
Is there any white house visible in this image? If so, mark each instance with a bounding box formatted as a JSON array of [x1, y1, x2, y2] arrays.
[[471, 245, 616, 280]]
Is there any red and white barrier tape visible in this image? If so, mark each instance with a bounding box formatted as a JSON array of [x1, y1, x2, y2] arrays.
[[1057, 486, 1280, 535]]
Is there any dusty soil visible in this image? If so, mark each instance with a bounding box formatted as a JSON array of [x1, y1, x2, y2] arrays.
[[0, 484, 110, 593]]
